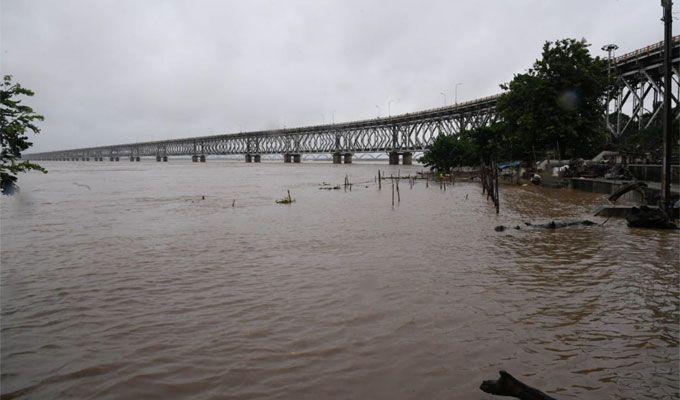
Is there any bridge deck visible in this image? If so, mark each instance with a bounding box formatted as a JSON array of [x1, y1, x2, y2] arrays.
[[25, 37, 680, 162]]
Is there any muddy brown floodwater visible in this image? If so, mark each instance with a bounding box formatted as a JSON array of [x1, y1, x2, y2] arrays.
[[1, 161, 678, 400]]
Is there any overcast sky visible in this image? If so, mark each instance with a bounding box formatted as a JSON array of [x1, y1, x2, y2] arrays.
[[0, 0, 668, 152]]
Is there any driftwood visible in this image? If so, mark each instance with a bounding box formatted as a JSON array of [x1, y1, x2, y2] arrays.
[[495, 220, 595, 232], [480, 371, 557, 400]]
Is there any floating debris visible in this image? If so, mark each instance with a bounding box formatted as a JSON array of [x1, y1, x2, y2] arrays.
[[275, 190, 295, 204], [495, 220, 596, 231]]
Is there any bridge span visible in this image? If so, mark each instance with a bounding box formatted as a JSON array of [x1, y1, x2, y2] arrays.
[[25, 37, 680, 165]]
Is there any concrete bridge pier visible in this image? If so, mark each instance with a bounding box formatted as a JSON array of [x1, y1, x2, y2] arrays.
[[245, 154, 252, 163], [109, 157, 114, 161], [389, 151, 399, 165], [332, 152, 342, 164], [156, 156, 161, 162], [402, 152, 413, 165], [162, 156, 168, 162], [192, 155, 198, 162], [283, 154, 292, 163], [343, 153, 352, 164], [135, 156, 140, 162], [130, 156, 135, 162], [115, 157, 119, 162], [253, 154, 261, 163], [292, 154, 301, 163], [199, 155, 206, 162]]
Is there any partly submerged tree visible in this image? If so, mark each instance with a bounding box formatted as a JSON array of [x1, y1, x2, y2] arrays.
[[419, 133, 477, 172], [1, 75, 46, 194], [497, 38, 609, 162]]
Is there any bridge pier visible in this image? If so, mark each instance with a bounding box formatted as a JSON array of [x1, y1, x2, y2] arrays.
[[130, 156, 135, 162], [292, 154, 301, 163], [200, 154, 206, 162], [192, 155, 198, 162], [332, 152, 342, 164], [343, 153, 352, 164], [156, 156, 161, 162], [253, 154, 261, 163], [136, 156, 140, 162], [109, 157, 114, 161], [115, 157, 119, 162], [245, 154, 252, 163], [388, 151, 399, 165], [402, 152, 413, 165], [283, 154, 292, 163], [162, 156, 168, 162]]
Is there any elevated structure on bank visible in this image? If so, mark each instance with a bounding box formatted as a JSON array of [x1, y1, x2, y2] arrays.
[[25, 37, 680, 165]]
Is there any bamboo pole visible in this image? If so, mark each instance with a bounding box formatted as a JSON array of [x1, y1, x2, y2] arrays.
[[397, 178, 401, 202], [391, 179, 395, 206]]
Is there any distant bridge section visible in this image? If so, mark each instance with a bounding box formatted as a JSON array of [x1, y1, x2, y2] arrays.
[[25, 37, 679, 165]]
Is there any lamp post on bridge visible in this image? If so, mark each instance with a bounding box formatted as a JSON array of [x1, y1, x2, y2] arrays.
[[440, 92, 447, 107], [454, 83, 463, 105], [388, 99, 395, 117]]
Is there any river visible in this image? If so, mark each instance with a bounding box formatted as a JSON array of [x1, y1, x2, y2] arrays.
[[1, 161, 678, 399]]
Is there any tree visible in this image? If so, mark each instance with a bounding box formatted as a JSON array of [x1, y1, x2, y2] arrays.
[[419, 133, 477, 172], [1, 75, 46, 194], [460, 122, 511, 164], [497, 38, 609, 163]]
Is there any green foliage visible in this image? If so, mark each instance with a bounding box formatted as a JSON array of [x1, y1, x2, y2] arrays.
[[496, 38, 609, 162], [459, 123, 511, 163], [1, 75, 46, 194], [419, 133, 478, 172]]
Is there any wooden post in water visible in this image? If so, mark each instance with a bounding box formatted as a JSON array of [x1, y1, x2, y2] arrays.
[[397, 178, 401, 202], [494, 162, 500, 214], [378, 170, 382, 190], [391, 179, 395, 206]]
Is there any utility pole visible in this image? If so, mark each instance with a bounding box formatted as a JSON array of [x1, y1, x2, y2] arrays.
[[601, 44, 618, 133], [661, 0, 673, 213]]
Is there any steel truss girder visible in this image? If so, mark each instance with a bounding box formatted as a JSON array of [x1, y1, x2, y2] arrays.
[[26, 38, 680, 161]]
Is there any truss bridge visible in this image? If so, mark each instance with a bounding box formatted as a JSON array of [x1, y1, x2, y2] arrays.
[[25, 37, 680, 165]]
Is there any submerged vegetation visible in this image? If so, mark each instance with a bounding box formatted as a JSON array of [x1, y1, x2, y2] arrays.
[[275, 190, 295, 204]]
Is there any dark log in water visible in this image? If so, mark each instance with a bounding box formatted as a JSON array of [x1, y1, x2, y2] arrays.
[[480, 371, 557, 400], [495, 220, 596, 231]]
